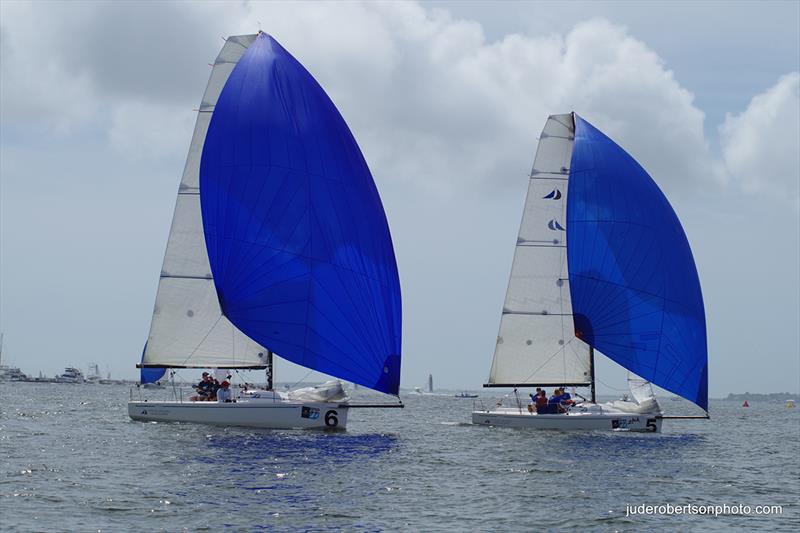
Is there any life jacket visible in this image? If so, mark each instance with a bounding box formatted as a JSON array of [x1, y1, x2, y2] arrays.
[[535, 395, 548, 407]]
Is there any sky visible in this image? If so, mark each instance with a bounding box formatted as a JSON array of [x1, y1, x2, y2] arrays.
[[1, 0, 798, 397]]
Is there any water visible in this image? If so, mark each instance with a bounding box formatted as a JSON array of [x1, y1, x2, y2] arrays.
[[1, 383, 798, 531]]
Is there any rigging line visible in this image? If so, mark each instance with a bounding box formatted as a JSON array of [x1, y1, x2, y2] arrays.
[[287, 368, 316, 391], [179, 314, 225, 367], [514, 337, 578, 385], [593, 374, 628, 392]]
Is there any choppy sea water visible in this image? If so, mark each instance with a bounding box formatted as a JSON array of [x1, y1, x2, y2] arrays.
[[1, 383, 798, 532]]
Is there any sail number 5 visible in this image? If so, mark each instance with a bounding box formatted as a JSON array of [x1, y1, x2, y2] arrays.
[[325, 410, 339, 427]]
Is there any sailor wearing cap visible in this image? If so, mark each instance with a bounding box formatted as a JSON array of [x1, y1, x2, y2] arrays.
[[217, 380, 233, 403]]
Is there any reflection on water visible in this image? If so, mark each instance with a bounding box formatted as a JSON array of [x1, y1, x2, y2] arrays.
[[200, 431, 400, 468]]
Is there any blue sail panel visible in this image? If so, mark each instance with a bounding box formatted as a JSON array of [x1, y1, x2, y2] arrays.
[[567, 115, 708, 410], [139, 343, 166, 384], [200, 33, 401, 395]]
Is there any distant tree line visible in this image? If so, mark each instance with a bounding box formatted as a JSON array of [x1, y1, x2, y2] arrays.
[[726, 392, 797, 401]]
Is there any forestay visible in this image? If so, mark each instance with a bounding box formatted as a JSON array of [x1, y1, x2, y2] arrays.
[[487, 114, 591, 386], [142, 34, 268, 369], [567, 115, 708, 410], [200, 34, 402, 395]]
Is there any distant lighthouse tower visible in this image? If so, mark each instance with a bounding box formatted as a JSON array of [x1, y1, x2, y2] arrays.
[[428, 374, 434, 393]]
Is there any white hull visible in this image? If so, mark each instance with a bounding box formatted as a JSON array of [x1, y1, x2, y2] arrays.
[[472, 406, 663, 432], [128, 400, 349, 430]]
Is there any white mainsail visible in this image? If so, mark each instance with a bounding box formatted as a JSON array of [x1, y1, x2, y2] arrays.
[[487, 114, 591, 386], [142, 34, 268, 369]]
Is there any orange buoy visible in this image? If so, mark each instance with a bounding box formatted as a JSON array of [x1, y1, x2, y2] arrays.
[[742, 400, 749, 407]]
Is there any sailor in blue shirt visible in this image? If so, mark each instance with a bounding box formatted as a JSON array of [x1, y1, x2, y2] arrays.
[[548, 388, 562, 404]]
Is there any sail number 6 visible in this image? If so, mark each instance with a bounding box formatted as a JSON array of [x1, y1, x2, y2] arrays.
[[325, 410, 339, 427]]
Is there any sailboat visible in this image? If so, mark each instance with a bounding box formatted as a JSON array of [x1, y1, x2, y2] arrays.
[[0, 334, 28, 382], [128, 32, 402, 429], [472, 113, 708, 432]]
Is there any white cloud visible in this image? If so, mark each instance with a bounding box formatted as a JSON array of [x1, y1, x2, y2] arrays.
[[2, 1, 715, 198], [0, 2, 99, 134], [231, 5, 714, 198], [719, 72, 800, 205], [109, 101, 195, 160]]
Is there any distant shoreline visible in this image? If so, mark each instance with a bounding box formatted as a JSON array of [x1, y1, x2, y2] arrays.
[[724, 392, 797, 401]]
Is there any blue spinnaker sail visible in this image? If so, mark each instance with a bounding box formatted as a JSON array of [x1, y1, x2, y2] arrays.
[[199, 33, 401, 395], [139, 343, 166, 384], [567, 115, 708, 410]]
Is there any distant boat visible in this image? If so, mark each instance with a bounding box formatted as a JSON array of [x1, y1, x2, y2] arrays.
[[455, 392, 478, 398], [86, 363, 102, 383], [472, 114, 708, 432], [786, 400, 796, 409], [742, 400, 749, 407], [33, 371, 55, 383], [0, 333, 28, 382], [55, 367, 85, 384], [98, 370, 115, 385], [128, 32, 403, 429]]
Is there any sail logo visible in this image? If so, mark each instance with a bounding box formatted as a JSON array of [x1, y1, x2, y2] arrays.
[[542, 189, 562, 200], [547, 219, 566, 231], [301, 406, 320, 420]]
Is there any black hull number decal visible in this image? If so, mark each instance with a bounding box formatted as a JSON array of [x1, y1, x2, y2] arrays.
[[325, 410, 339, 427]]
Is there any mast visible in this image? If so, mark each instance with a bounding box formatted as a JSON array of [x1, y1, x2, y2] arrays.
[[266, 350, 274, 391], [589, 346, 596, 404]]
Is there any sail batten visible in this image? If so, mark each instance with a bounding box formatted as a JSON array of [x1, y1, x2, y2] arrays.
[[566, 115, 708, 410]]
